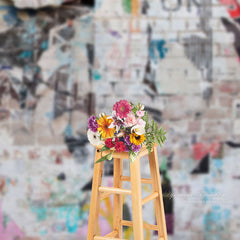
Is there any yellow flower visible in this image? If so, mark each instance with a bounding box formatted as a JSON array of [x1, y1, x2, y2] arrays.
[[97, 115, 115, 139], [130, 133, 146, 145]]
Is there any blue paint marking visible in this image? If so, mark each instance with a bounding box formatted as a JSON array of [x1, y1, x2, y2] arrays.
[[93, 69, 102, 80], [40, 230, 47, 235], [66, 207, 79, 233], [64, 124, 73, 137], [203, 205, 230, 234], [0, 6, 18, 26], [30, 204, 82, 233], [204, 186, 217, 194], [95, 0, 104, 11], [41, 40, 49, 50], [149, 40, 168, 63], [211, 159, 223, 178], [30, 206, 47, 221], [213, 159, 223, 168], [19, 51, 32, 59], [45, 112, 54, 120], [1, 66, 12, 70]]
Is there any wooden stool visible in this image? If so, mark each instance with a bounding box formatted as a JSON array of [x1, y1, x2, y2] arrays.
[[87, 144, 168, 240]]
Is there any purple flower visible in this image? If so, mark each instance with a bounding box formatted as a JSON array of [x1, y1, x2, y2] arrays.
[[125, 135, 131, 146], [131, 144, 141, 153], [88, 115, 99, 132], [112, 115, 124, 127], [124, 145, 130, 152]]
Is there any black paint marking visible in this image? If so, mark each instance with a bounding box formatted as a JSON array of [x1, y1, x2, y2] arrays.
[[225, 141, 240, 148], [191, 154, 209, 174], [64, 134, 88, 153], [57, 172, 66, 181], [142, 0, 150, 14], [80, 0, 95, 7], [161, 0, 181, 11], [221, 17, 240, 58], [161, 0, 201, 12], [144, 106, 162, 123], [81, 178, 92, 191]]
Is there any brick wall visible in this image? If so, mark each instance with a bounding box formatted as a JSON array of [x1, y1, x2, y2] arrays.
[[0, 0, 240, 239]]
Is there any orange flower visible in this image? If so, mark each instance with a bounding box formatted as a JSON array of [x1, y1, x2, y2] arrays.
[[97, 115, 115, 139]]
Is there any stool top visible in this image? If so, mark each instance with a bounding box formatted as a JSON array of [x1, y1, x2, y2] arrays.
[[94, 143, 157, 159]]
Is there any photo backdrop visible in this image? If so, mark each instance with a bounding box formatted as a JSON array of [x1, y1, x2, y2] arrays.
[[0, 0, 240, 239]]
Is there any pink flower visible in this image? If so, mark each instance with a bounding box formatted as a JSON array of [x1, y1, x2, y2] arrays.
[[136, 110, 145, 117], [113, 100, 131, 119], [125, 113, 137, 127], [137, 118, 146, 127]]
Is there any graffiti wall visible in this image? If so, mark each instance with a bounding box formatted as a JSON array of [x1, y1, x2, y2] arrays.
[[0, 0, 240, 239]]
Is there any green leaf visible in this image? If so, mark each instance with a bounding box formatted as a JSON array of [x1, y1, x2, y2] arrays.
[[131, 104, 139, 115], [143, 112, 149, 131], [129, 151, 138, 163], [95, 153, 112, 164], [99, 146, 110, 152], [106, 152, 113, 161]]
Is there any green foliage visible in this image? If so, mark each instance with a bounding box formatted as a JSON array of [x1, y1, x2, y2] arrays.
[[129, 150, 139, 163], [95, 152, 113, 164], [142, 111, 149, 130], [143, 112, 167, 154], [130, 101, 140, 115], [99, 145, 110, 152]]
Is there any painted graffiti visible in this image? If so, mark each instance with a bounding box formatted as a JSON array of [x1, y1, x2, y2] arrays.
[[161, 0, 200, 11]]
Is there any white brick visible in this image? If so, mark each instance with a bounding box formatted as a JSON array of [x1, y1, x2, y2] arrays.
[[167, 42, 187, 58], [161, 31, 178, 41], [93, 80, 112, 95], [170, 19, 187, 31], [172, 5, 200, 18], [209, 19, 221, 31], [213, 57, 240, 80], [178, 31, 208, 42], [147, 0, 170, 18], [139, 18, 148, 32], [127, 83, 146, 95], [213, 43, 219, 57], [219, 43, 237, 57], [186, 19, 201, 31], [213, 31, 235, 44], [212, 6, 229, 18], [148, 19, 170, 32]]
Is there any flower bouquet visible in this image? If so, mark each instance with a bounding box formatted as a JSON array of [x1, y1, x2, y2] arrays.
[[87, 100, 167, 163]]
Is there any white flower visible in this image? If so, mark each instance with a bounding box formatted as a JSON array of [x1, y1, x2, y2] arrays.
[[139, 104, 145, 110], [131, 125, 145, 135], [116, 131, 125, 137], [99, 112, 105, 118], [87, 129, 103, 146]]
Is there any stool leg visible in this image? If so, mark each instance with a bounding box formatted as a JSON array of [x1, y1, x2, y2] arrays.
[[130, 157, 144, 240], [113, 158, 123, 238], [87, 150, 104, 240], [149, 147, 168, 240]]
